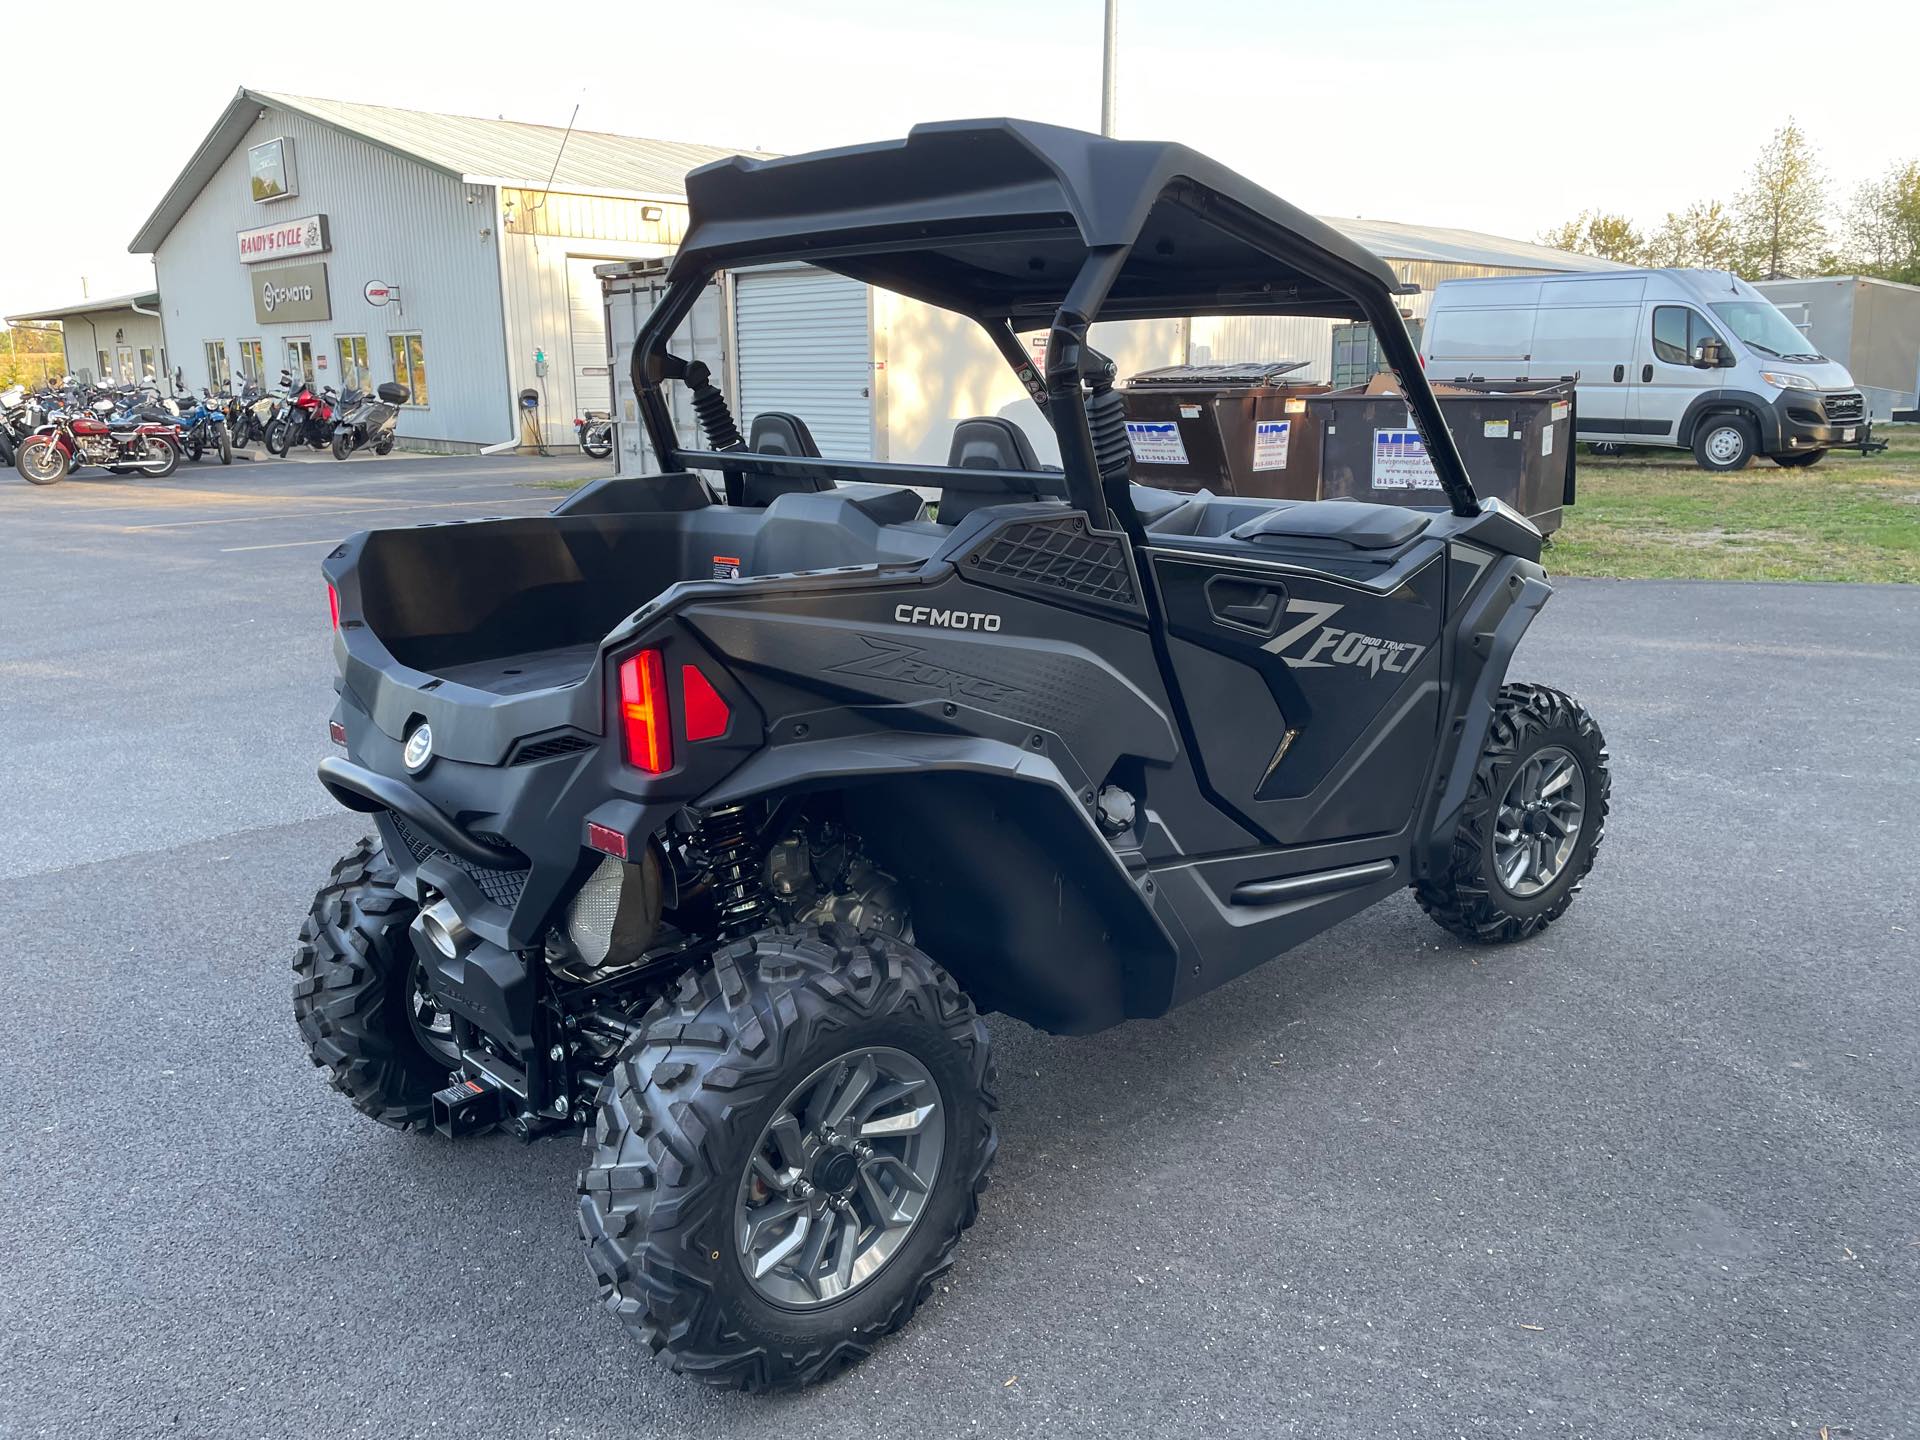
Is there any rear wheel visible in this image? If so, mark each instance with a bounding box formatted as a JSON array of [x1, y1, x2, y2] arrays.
[[579, 924, 997, 1391], [136, 437, 178, 478], [293, 837, 448, 1130], [17, 437, 69, 485], [1772, 448, 1825, 468], [185, 432, 203, 463], [373, 432, 395, 456], [1416, 683, 1610, 944], [1693, 415, 1756, 472]]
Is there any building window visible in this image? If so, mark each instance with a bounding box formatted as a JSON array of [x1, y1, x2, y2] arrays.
[[138, 347, 156, 383], [96, 350, 110, 383], [237, 339, 265, 388], [388, 332, 428, 406], [204, 341, 231, 390], [285, 337, 314, 384], [335, 335, 371, 393], [117, 346, 136, 385]]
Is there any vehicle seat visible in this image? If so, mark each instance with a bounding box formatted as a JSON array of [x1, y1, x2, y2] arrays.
[[742, 412, 834, 506], [939, 417, 1066, 524], [1230, 500, 1431, 549]]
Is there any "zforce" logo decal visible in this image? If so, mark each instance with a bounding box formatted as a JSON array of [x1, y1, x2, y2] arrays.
[[831, 635, 1024, 703], [1262, 599, 1426, 677]]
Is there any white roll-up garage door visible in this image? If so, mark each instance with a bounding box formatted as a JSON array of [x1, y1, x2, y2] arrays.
[[566, 256, 613, 418], [733, 268, 873, 458]]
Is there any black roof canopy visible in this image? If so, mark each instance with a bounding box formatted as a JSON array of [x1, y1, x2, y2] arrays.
[[673, 119, 1403, 328]]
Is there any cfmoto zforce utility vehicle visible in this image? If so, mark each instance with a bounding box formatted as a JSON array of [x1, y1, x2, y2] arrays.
[[297, 121, 1611, 1391]]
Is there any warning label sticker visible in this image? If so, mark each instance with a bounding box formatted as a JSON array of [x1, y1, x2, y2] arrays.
[[1253, 419, 1291, 471], [1371, 429, 1443, 491], [711, 554, 742, 580], [1541, 424, 1554, 457], [1126, 421, 1189, 465], [1482, 419, 1510, 439]]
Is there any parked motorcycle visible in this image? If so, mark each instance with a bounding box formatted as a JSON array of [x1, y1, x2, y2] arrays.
[[1, 384, 47, 468], [265, 376, 337, 455], [16, 406, 179, 484], [175, 390, 233, 464], [329, 382, 408, 460], [575, 410, 614, 459]]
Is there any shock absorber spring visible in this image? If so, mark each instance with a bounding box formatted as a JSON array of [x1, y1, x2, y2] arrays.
[[684, 361, 744, 451], [689, 803, 769, 934]]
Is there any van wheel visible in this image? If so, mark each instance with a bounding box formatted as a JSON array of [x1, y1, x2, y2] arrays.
[[1771, 449, 1825, 468], [1693, 415, 1756, 472], [1587, 442, 1625, 457]]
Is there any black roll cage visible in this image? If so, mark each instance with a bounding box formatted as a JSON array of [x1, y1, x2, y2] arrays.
[[630, 181, 1480, 528]]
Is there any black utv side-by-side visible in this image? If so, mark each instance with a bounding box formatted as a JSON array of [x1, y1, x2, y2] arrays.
[[296, 119, 1611, 1391]]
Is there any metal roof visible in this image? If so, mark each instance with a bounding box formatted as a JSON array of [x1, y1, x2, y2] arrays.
[[129, 88, 773, 254], [1320, 216, 1626, 273], [6, 290, 161, 323]]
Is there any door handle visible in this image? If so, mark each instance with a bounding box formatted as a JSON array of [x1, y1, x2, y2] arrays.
[[1612, 364, 1625, 383], [1641, 364, 1653, 383], [1206, 575, 1285, 634]]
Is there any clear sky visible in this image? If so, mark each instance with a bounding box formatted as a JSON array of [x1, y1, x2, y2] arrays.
[[2, 0, 1914, 317]]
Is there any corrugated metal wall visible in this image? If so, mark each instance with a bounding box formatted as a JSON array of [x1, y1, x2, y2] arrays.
[[152, 104, 511, 447], [54, 308, 168, 384], [734, 269, 874, 458]]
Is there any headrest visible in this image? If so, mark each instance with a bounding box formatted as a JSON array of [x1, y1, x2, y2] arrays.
[[749, 411, 821, 457]]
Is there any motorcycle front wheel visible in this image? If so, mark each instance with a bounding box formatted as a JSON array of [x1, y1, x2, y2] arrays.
[[185, 431, 204, 463], [265, 421, 291, 457], [331, 430, 354, 461], [18, 437, 69, 485], [218, 426, 233, 464]]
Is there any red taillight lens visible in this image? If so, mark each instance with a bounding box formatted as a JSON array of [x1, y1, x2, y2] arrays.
[[680, 664, 731, 741], [618, 649, 672, 773], [327, 583, 340, 630]]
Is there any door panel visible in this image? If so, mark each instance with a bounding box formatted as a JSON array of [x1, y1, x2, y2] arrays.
[[1151, 549, 1445, 846], [1631, 303, 1725, 440], [565, 256, 614, 419], [734, 268, 873, 458]]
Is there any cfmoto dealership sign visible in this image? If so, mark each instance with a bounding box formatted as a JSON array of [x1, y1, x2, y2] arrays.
[[237, 213, 329, 263], [252, 261, 332, 324]]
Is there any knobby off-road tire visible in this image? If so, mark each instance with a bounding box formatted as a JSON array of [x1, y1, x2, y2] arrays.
[[579, 924, 998, 1391], [1417, 682, 1611, 944], [293, 837, 451, 1131]]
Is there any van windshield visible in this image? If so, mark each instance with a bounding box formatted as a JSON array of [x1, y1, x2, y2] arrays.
[[1708, 301, 1823, 360]]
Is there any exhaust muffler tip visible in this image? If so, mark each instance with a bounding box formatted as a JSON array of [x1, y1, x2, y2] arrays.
[[418, 897, 471, 959]]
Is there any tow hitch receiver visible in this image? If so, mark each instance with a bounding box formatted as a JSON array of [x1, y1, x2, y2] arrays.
[[433, 1075, 503, 1138]]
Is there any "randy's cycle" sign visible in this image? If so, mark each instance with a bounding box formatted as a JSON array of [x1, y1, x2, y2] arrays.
[[236, 213, 330, 264]]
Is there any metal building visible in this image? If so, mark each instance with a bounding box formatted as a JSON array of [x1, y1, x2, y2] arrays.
[[3, 291, 166, 385], [1756, 275, 1920, 421], [127, 88, 765, 449]]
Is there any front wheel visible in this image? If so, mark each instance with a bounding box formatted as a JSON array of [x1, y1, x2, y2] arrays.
[[218, 426, 233, 464], [1416, 683, 1610, 944], [331, 430, 354, 461], [1693, 415, 1756, 472], [579, 925, 997, 1391], [264, 420, 291, 457], [1772, 449, 1825, 468], [17, 437, 69, 485], [293, 837, 453, 1130]]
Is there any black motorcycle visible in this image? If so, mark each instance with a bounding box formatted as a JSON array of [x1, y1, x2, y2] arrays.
[[574, 409, 613, 459], [330, 383, 408, 460]]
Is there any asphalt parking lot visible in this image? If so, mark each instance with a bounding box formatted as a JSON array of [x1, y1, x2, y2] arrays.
[[1, 455, 1915, 1439]]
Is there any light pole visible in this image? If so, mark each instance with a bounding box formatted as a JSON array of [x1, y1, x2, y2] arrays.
[[1100, 0, 1118, 136]]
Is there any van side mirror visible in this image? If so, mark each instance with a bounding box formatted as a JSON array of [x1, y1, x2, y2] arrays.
[[1691, 339, 1728, 369]]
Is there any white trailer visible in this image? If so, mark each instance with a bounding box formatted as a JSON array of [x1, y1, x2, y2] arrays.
[[1756, 275, 1920, 421]]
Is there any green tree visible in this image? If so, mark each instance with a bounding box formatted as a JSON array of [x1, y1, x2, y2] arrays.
[[1843, 160, 1920, 282], [1734, 119, 1827, 279], [1539, 210, 1646, 264], [1642, 200, 1741, 271]]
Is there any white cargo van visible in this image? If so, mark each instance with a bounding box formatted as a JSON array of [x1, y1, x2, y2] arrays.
[[1421, 268, 1868, 470]]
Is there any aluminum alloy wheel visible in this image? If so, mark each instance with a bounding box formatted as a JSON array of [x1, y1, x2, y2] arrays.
[[408, 959, 461, 1065], [19, 439, 64, 483], [736, 1046, 945, 1309], [1492, 745, 1587, 899], [1704, 424, 1746, 465]]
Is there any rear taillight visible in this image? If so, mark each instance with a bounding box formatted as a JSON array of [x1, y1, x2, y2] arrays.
[[327, 583, 340, 629], [681, 664, 731, 741], [618, 649, 672, 773]]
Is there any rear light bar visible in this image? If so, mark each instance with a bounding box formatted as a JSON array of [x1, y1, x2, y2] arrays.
[[681, 664, 731, 741], [618, 649, 672, 774]]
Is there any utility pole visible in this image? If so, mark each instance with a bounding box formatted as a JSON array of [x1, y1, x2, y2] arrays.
[[1100, 0, 1118, 137]]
